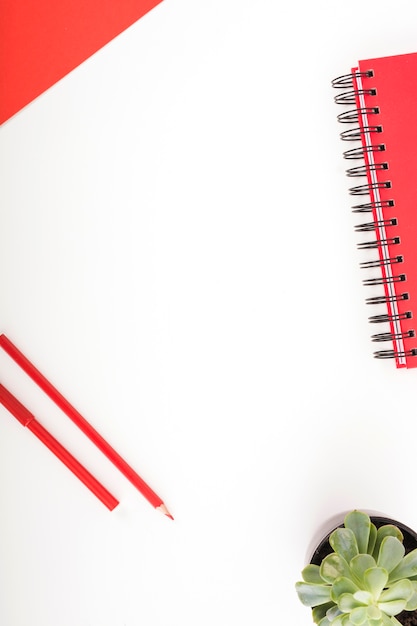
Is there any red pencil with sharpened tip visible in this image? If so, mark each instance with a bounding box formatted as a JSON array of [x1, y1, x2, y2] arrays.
[[0, 334, 173, 519], [0, 383, 119, 511]]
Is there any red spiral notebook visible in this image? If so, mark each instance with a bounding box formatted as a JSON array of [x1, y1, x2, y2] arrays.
[[332, 52, 417, 369]]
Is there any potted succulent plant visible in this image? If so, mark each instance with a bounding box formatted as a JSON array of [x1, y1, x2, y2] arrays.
[[296, 510, 417, 626]]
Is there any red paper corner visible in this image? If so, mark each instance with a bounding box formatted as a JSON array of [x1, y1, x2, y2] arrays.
[[0, 0, 163, 125]]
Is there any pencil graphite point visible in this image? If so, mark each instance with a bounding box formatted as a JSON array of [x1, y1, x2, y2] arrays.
[[157, 503, 174, 520]]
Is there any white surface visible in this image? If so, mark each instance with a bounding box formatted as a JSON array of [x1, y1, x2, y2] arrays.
[[1, 1, 417, 625]]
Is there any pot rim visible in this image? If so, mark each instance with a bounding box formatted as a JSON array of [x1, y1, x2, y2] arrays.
[[307, 510, 417, 565]]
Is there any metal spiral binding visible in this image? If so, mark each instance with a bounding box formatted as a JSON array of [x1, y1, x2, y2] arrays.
[[347, 163, 388, 178], [366, 293, 409, 305], [357, 236, 400, 250], [355, 218, 397, 232], [340, 126, 382, 141], [360, 255, 403, 268], [369, 312, 412, 323], [349, 181, 391, 196], [371, 330, 415, 342], [334, 89, 376, 105], [333, 69, 417, 362], [351, 199, 393, 214], [337, 108, 379, 123], [373, 348, 417, 360], [332, 71, 374, 88], [363, 274, 406, 286], [344, 145, 386, 160]]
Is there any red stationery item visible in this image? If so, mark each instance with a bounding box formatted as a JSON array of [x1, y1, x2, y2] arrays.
[[0, 384, 119, 510], [0, 0, 164, 125], [332, 52, 417, 368], [0, 334, 173, 518]]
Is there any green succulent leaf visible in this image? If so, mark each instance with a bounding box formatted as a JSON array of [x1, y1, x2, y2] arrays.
[[350, 555, 377, 584], [353, 590, 373, 605], [405, 581, 417, 611], [379, 578, 413, 603], [327, 605, 343, 621], [318, 617, 332, 626], [406, 593, 417, 611], [313, 602, 336, 624], [296, 581, 332, 607], [381, 613, 396, 626], [303, 564, 325, 584], [389, 548, 417, 583], [378, 599, 407, 616], [331, 577, 360, 602], [366, 605, 381, 620], [331, 613, 352, 626], [377, 537, 405, 573], [330, 528, 360, 563], [368, 524, 377, 556], [373, 526, 403, 561], [321, 554, 351, 583], [345, 511, 371, 554], [363, 567, 388, 599], [338, 592, 368, 612], [349, 607, 368, 625]]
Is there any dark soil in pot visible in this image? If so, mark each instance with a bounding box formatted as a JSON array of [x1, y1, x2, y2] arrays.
[[310, 516, 417, 626]]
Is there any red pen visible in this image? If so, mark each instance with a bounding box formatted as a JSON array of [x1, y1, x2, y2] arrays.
[[0, 334, 173, 518], [0, 384, 119, 510]]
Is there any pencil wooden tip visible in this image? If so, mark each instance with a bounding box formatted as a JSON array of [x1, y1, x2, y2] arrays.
[[157, 503, 174, 520]]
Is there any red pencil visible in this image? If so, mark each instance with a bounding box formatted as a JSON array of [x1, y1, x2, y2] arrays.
[[0, 334, 173, 519], [0, 384, 119, 510]]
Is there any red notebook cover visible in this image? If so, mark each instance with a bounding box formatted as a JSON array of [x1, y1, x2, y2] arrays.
[[0, 0, 163, 125], [333, 52, 417, 369]]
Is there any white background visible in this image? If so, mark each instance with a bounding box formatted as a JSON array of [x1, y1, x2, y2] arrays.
[[1, 1, 417, 625]]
